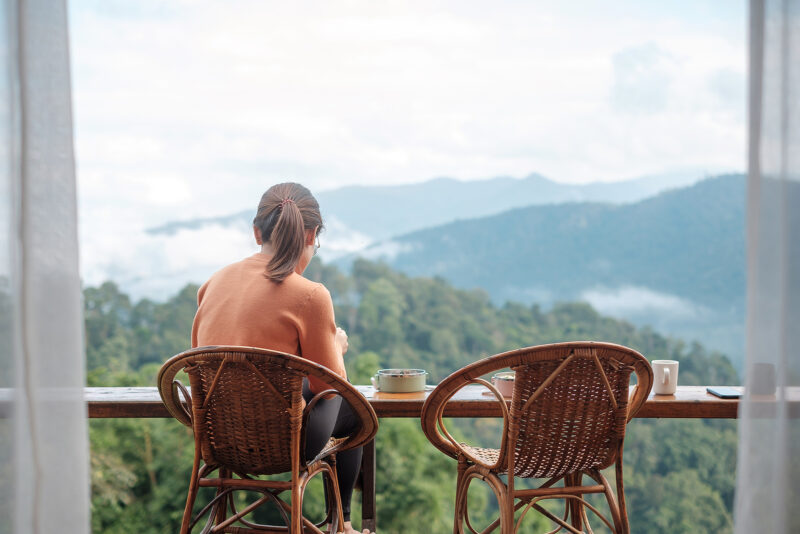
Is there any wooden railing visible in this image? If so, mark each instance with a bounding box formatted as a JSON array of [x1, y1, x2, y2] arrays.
[[83, 385, 741, 419], [1, 385, 747, 531]]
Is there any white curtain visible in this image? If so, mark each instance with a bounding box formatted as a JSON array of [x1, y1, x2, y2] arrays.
[[0, 0, 90, 533], [735, 1, 799, 533]]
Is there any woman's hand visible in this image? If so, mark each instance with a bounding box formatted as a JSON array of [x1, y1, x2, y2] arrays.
[[335, 327, 349, 355]]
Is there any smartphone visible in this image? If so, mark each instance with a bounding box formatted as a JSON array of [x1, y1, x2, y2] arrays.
[[706, 386, 742, 399]]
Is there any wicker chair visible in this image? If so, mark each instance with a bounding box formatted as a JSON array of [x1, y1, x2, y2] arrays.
[[158, 346, 378, 534], [420, 342, 653, 534]]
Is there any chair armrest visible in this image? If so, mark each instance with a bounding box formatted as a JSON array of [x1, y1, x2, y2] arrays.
[[627, 383, 650, 421], [299, 378, 378, 463], [421, 378, 510, 470], [158, 353, 194, 427], [172, 380, 193, 425], [301, 388, 340, 462], [626, 359, 654, 421]]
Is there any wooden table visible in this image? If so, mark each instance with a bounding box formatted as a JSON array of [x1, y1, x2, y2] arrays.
[[0, 385, 748, 532], [79, 385, 743, 419]]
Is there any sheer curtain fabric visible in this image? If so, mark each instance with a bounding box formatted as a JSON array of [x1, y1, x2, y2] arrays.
[[0, 0, 89, 532], [735, 1, 800, 533]]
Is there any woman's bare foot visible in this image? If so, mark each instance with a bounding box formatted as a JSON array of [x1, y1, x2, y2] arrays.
[[327, 520, 373, 534]]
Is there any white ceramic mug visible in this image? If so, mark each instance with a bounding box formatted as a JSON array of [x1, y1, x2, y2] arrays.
[[491, 372, 515, 397], [652, 360, 679, 395]]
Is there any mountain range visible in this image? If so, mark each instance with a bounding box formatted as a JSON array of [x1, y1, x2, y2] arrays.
[[135, 171, 745, 366], [148, 170, 706, 248], [354, 174, 747, 366], [367, 174, 745, 308]]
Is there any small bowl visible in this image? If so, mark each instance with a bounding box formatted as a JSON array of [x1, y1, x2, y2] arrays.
[[371, 369, 428, 393], [491, 371, 516, 397]]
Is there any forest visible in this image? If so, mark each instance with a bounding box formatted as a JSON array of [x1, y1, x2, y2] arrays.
[[87, 258, 739, 533]]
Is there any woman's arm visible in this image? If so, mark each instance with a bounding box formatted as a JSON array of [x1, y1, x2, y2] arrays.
[[298, 284, 347, 392]]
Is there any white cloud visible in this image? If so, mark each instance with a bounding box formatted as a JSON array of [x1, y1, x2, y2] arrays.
[[69, 0, 746, 190], [580, 285, 707, 321], [319, 216, 373, 260], [359, 240, 416, 262], [80, 222, 258, 299]]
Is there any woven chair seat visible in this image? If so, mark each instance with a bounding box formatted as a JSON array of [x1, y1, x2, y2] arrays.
[[460, 444, 503, 471]]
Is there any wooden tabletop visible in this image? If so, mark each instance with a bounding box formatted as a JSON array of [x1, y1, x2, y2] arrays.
[[363, 385, 744, 419], [72, 385, 748, 419]]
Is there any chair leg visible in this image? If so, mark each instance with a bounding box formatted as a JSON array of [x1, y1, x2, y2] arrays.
[[566, 473, 583, 531], [181, 450, 203, 534], [459, 466, 511, 534], [585, 468, 622, 534], [214, 468, 231, 527], [292, 478, 303, 534], [615, 461, 629, 534], [486, 471, 512, 534], [453, 459, 468, 534], [324, 461, 345, 534]]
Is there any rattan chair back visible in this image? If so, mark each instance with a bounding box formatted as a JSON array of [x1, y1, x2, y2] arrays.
[[159, 346, 377, 475], [508, 344, 644, 478], [189, 351, 302, 475]]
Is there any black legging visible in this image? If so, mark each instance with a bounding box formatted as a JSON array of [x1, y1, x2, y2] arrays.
[[302, 379, 363, 523]]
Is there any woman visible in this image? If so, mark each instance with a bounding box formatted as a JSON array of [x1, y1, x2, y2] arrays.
[[191, 182, 371, 534]]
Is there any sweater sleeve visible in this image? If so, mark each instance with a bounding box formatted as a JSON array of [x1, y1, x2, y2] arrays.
[[298, 284, 347, 393]]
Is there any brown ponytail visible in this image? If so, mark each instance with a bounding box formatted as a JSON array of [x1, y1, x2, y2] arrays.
[[253, 183, 324, 282]]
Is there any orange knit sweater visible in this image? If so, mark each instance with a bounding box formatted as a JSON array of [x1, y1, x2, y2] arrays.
[[191, 253, 347, 393]]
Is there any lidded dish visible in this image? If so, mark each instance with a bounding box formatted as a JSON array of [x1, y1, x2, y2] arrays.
[[371, 368, 427, 393]]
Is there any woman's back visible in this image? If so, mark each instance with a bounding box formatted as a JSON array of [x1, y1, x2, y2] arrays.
[[191, 252, 346, 391]]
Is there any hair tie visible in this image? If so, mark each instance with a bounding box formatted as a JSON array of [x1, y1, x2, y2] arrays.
[[280, 198, 294, 208]]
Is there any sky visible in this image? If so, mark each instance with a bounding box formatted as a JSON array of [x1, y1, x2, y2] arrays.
[[67, 0, 747, 292]]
